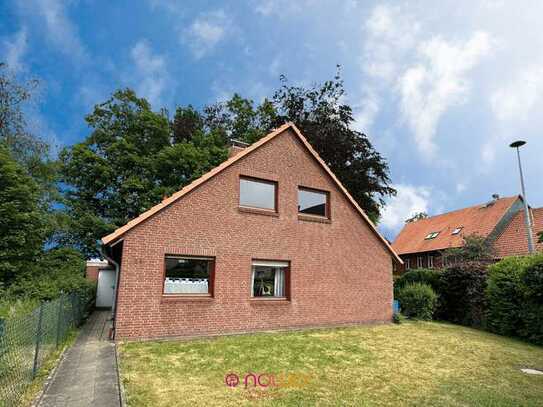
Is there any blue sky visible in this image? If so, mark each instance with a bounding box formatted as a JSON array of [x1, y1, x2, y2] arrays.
[[1, 0, 542, 241]]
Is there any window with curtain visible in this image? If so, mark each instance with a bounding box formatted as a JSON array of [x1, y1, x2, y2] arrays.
[[164, 256, 214, 295], [251, 260, 289, 298]]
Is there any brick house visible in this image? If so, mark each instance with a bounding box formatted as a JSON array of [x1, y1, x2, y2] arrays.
[[392, 195, 543, 273], [99, 123, 402, 340]]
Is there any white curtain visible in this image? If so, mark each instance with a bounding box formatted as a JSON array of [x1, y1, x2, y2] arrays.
[[274, 268, 285, 297]]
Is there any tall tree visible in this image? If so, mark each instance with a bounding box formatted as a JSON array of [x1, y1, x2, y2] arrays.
[[60, 89, 227, 257], [0, 143, 48, 284], [203, 69, 395, 220]]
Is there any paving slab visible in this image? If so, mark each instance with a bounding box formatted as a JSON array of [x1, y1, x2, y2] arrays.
[[38, 310, 120, 407]]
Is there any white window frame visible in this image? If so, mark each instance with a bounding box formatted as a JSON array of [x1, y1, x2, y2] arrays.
[[251, 260, 289, 298], [417, 256, 424, 268], [427, 255, 434, 268], [405, 258, 411, 270]]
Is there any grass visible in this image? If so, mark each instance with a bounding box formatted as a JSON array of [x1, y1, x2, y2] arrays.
[[119, 322, 543, 406]]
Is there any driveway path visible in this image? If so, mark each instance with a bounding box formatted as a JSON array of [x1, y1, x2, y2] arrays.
[[38, 310, 120, 407]]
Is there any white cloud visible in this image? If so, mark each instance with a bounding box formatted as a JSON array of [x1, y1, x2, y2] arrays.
[[363, 4, 419, 82], [490, 66, 543, 122], [352, 88, 379, 132], [129, 40, 171, 107], [184, 10, 231, 59], [398, 31, 491, 155], [17, 0, 87, 61], [380, 184, 431, 232], [1, 28, 28, 73]]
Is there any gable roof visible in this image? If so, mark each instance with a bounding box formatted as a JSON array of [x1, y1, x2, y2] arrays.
[[392, 196, 519, 255], [494, 207, 543, 258], [102, 122, 402, 263]]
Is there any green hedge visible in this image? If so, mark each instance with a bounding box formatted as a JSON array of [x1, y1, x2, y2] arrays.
[[487, 253, 543, 344], [396, 282, 437, 320], [438, 262, 488, 328], [394, 268, 442, 294]]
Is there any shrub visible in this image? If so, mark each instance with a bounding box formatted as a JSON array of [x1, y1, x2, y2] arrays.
[[392, 313, 406, 324], [396, 283, 437, 320], [4, 247, 96, 303], [518, 261, 543, 345], [486, 256, 531, 336], [394, 268, 442, 295], [438, 262, 488, 327]]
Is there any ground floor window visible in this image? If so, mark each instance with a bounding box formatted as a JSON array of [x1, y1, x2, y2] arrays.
[[164, 256, 214, 295], [427, 255, 434, 268], [417, 256, 424, 268], [251, 260, 289, 298]]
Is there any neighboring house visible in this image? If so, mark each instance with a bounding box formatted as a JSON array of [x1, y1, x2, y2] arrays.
[[392, 195, 543, 273], [98, 123, 402, 340]]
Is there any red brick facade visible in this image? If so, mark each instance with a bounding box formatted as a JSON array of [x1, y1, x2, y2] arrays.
[[111, 128, 395, 340]]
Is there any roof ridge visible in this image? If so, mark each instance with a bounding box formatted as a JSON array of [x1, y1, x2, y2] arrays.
[[410, 195, 519, 223]]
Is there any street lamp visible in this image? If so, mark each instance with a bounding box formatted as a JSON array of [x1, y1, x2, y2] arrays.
[[509, 140, 534, 253]]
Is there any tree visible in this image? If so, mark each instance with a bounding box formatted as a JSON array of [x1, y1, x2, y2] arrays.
[[405, 212, 429, 223], [203, 69, 395, 220], [60, 89, 227, 257], [0, 143, 48, 285], [442, 234, 495, 266]]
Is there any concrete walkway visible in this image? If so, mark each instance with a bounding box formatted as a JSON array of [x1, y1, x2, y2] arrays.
[[38, 310, 121, 407]]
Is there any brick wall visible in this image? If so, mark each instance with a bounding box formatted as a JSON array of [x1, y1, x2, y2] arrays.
[[114, 129, 394, 340]]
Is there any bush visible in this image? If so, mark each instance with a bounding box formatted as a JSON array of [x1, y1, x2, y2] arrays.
[[518, 261, 543, 345], [2, 247, 96, 305], [486, 256, 531, 336], [396, 283, 437, 320], [438, 262, 488, 327], [394, 268, 442, 296], [486, 253, 543, 344]]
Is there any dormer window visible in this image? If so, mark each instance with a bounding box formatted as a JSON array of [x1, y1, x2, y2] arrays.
[[425, 231, 439, 240], [452, 227, 463, 235]]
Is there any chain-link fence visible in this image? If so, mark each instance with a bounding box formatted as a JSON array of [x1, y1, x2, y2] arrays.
[[0, 291, 94, 406]]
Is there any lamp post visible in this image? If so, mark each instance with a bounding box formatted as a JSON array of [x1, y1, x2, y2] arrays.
[[509, 140, 534, 253]]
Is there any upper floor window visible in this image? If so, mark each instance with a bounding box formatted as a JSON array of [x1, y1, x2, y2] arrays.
[[405, 258, 411, 270], [298, 187, 329, 218], [239, 176, 277, 211], [425, 231, 439, 240], [164, 256, 214, 296]]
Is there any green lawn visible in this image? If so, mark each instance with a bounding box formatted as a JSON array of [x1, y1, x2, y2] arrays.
[[119, 322, 543, 406]]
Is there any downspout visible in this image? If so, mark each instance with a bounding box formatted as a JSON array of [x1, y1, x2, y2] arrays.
[[101, 244, 120, 339]]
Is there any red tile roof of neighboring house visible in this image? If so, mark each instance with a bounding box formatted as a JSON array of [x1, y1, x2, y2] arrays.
[[392, 196, 520, 255], [101, 122, 402, 263], [494, 207, 543, 258]]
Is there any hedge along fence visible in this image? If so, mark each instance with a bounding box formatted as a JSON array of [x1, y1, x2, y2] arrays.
[[0, 291, 94, 406]]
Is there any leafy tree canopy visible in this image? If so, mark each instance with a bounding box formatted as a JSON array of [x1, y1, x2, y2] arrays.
[[61, 69, 395, 256], [0, 143, 48, 284], [442, 234, 496, 265], [60, 89, 228, 257], [405, 212, 429, 223]]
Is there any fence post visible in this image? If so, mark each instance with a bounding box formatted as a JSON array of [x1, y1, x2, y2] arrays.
[[55, 294, 64, 348], [32, 303, 44, 378]]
